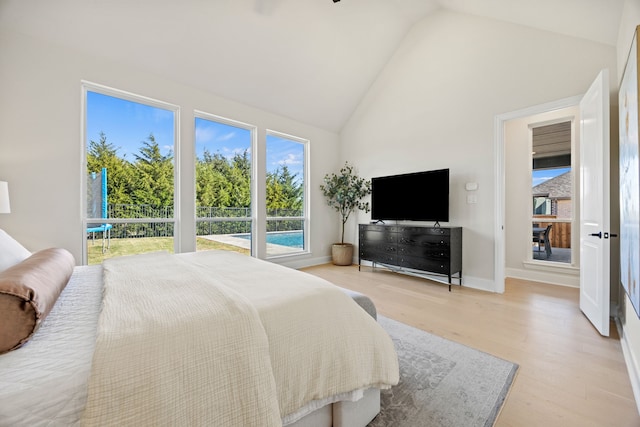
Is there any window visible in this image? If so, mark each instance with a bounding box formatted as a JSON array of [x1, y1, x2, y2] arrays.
[[533, 196, 551, 215], [195, 113, 255, 255], [531, 120, 573, 263], [83, 84, 178, 265], [83, 84, 310, 263], [265, 131, 308, 257]]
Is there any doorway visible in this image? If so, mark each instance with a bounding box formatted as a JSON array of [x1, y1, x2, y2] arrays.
[[494, 96, 582, 292], [495, 70, 615, 336]]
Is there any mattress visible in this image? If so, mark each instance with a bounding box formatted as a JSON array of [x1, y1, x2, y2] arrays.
[[0, 265, 103, 426]]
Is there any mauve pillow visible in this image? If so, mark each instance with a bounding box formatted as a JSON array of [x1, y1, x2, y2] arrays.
[[0, 229, 31, 272], [0, 248, 75, 354]]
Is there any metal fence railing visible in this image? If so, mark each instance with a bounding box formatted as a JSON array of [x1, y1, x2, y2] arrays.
[[95, 205, 304, 238], [109, 204, 174, 219]]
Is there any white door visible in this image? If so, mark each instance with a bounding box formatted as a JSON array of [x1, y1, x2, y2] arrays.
[[579, 69, 611, 336]]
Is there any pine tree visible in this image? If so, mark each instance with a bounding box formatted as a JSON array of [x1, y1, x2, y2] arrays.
[[267, 165, 303, 215], [86, 131, 133, 206], [132, 134, 174, 209]]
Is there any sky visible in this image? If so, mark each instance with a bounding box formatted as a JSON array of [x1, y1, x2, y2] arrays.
[[532, 167, 570, 187], [86, 91, 304, 178], [86, 91, 175, 160]]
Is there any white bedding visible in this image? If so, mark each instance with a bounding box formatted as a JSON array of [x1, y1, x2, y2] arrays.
[[0, 251, 398, 427], [0, 265, 103, 426], [83, 251, 283, 426]]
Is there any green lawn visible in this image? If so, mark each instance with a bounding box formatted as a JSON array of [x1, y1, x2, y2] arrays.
[[88, 236, 250, 265]]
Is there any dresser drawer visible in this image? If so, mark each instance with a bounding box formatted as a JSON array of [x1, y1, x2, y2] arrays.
[[398, 244, 449, 259], [360, 224, 398, 233], [360, 247, 397, 265], [398, 232, 449, 248], [359, 229, 397, 244], [398, 255, 450, 274], [360, 241, 397, 254], [398, 226, 450, 237]]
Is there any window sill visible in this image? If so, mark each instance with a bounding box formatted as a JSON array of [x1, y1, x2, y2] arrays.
[[522, 259, 579, 275]]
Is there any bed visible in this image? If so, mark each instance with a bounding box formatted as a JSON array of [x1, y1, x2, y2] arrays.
[[0, 247, 398, 427]]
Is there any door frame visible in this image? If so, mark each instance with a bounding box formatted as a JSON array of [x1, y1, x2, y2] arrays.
[[494, 95, 583, 293]]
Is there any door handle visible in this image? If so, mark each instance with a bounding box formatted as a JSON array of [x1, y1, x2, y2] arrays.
[[603, 232, 619, 239], [589, 232, 602, 238]]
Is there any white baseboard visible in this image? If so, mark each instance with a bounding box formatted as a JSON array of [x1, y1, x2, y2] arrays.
[[617, 316, 640, 415], [462, 276, 501, 293], [273, 255, 331, 270], [505, 266, 580, 288]]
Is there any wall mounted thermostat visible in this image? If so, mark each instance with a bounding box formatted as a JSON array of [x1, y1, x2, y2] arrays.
[[465, 182, 478, 191]]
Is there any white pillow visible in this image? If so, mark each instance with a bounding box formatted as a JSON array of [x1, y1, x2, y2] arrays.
[[0, 229, 31, 272]]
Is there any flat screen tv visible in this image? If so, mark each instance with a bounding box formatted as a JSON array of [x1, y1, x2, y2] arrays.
[[371, 168, 449, 222]]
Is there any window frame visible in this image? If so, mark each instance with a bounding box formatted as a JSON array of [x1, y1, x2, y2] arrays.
[[81, 81, 181, 265], [265, 129, 310, 258], [194, 110, 257, 256]]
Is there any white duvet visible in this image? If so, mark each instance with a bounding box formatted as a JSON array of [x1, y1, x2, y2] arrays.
[[0, 251, 399, 427], [82, 251, 283, 426]]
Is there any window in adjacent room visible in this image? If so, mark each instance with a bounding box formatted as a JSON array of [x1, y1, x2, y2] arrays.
[[83, 84, 178, 265], [265, 131, 308, 257], [195, 113, 255, 255], [531, 120, 573, 264]]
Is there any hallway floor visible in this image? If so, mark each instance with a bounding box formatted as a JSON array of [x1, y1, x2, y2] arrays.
[[533, 246, 571, 263]]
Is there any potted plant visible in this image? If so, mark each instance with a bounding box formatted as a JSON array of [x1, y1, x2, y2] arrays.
[[320, 162, 372, 265]]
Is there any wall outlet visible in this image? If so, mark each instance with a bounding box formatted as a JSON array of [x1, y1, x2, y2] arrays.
[[467, 194, 478, 204], [465, 182, 478, 191]]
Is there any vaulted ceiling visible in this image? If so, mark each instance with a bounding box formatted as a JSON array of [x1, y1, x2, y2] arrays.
[[0, 0, 625, 132]]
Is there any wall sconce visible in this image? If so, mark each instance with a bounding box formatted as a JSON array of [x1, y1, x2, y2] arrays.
[[0, 181, 11, 214]]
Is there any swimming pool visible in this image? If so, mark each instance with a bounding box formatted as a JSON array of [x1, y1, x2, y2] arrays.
[[233, 231, 304, 248]]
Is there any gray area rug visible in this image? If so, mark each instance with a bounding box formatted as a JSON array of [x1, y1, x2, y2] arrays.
[[369, 316, 518, 427]]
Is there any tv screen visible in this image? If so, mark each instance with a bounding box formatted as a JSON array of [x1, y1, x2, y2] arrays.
[[371, 169, 449, 222]]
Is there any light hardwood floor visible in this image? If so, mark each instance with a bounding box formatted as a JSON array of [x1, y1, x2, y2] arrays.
[[301, 264, 640, 427]]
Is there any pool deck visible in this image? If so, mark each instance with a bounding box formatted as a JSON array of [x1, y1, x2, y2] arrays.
[[199, 234, 302, 256]]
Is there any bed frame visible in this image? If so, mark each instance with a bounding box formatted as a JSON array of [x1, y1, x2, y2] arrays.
[[287, 288, 381, 427]]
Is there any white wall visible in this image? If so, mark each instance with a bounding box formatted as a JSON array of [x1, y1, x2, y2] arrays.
[[340, 9, 617, 292], [0, 30, 340, 266], [616, 0, 640, 413]]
